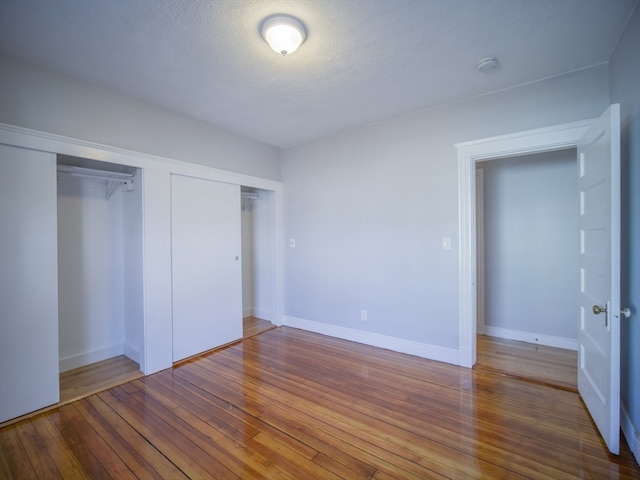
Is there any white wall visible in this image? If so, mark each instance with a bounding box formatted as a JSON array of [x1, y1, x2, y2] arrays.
[[0, 54, 281, 181], [57, 165, 143, 371], [480, 150, 578, 347], [281, 65, 609, 360], [609, 4, 640, 463]]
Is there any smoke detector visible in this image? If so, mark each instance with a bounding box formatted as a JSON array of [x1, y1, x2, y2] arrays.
[[477, 57, 499, 73]]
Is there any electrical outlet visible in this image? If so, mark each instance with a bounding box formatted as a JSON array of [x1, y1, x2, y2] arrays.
[[361, 309, 367, 321], [289, 238, 296, 248]]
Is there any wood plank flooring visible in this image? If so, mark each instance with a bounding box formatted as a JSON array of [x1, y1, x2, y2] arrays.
[[243, 315, 275, 338], [2, 317, 273, 429], [475, 335, 578, 392], [60, 355, 143, 405], [2, 327, 638, 479]]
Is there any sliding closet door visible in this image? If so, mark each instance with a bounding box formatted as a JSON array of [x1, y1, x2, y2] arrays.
[[171, 174, 242, 362], [0, 145, 59, 422]]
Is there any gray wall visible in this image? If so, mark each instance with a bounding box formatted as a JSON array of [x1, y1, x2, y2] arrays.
[[281, 64, 609, 349], [481, 150, 578, 344], [610, 4, 640, 461], [0, 54, 281, 181]]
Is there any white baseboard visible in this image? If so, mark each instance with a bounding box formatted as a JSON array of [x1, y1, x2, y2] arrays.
[[253, 308, 273, 321], [484, 326, 577, 351], [59, 344, 125, 373], [283, 316, 461, 366], [243, 307, 273, 321], [622, 403, 640, 466], [124, 344, 141, 365]]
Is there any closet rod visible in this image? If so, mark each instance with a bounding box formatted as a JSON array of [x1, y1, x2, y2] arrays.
[[241, 192, 261, 200], [57, 165, 134, 183]]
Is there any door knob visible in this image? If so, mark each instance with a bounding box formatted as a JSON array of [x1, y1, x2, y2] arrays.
[[592, 305, 607, 315], [621, 307, 631, 318]]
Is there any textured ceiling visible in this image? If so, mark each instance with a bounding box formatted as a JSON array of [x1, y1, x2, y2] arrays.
[[0, 0, 637, 147]]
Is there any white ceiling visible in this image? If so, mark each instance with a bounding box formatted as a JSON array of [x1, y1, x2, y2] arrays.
[[0, 0, 637, 148]]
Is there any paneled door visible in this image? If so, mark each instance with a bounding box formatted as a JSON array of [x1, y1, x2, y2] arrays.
[[171, 174, 242, 362], [0, 145, 59, 422], [577, 104, 621, 454]]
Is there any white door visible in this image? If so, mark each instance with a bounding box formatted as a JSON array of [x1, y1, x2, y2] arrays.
[[0, 145, 59, 422], [171, 174, 242, 362], [577, 104, 621, 454]]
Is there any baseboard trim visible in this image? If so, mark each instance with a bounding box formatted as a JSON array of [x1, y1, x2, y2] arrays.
[[253, 308, 273, 321], [59, 344, 125, 373], [283, 316, 460, 366], [124, 344, 141, 365], [484, 326, 577, 351], [622, 403, 640, 465]]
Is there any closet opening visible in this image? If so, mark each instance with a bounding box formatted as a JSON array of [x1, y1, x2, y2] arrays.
[[474, 149, 578, 391], [241, 186, 276, 338], [56, 155, 144, 403]]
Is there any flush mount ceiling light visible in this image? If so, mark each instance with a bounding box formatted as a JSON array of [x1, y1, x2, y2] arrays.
[[260, 14, 307, 56]]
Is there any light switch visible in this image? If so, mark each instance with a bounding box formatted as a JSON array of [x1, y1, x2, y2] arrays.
[[442, 237, 451, 250]]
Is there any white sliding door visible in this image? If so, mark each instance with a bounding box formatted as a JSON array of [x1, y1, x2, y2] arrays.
[[171, 174, 242, 362], [0, 145, 59, 422]]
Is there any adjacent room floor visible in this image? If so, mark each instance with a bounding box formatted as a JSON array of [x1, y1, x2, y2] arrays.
[[475, 335, 578, 392]]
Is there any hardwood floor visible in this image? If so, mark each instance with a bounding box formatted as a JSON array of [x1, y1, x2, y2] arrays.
[[1, 327, 638, 479], [243, 315, 275, 338], [475, 335, 578, 392], [60, 355, 143, 405]]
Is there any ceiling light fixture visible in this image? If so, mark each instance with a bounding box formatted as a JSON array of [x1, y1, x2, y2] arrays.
[[260, 14, 307, 56]]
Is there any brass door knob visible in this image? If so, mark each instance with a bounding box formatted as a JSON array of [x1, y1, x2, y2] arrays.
[[592, 305, 607, 315]]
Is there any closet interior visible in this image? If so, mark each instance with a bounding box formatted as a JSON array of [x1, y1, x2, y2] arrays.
[[56, 155, 144, 402], [241, 186, 275, 335]]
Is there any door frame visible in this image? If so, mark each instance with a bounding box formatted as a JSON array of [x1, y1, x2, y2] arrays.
[[455, 119, 594, 367]]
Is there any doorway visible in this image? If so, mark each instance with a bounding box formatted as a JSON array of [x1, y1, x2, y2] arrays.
[[474, 150, 578, 389], [455, 118, 593, 369]]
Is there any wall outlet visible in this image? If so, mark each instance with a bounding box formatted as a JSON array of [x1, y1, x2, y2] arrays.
[[289, 238, 296, 248], [361, 309, 368, 321]]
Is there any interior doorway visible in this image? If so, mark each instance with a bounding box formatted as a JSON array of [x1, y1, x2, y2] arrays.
[[473, 149, 578, 390], [455, 119, 593, 370]]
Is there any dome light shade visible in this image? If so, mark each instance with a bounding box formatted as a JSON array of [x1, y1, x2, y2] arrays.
[[260, 15, 307, 56]]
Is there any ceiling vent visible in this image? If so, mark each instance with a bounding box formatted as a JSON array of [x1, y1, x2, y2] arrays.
[[477, 57, 499, 73]]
